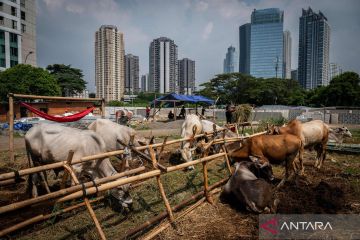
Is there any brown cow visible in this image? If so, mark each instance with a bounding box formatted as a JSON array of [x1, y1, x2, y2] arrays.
[[228, 134, 303, 188], [268, 119, 330, 172]]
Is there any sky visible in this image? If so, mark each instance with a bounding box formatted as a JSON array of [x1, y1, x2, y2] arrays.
[[37, 0, 360, 92]]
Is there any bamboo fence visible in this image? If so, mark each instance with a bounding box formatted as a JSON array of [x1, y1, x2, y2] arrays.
[[0, 125, 265, 239]]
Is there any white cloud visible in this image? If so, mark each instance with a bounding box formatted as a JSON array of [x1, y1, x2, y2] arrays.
[[65, 3, 84, 14], [196, 1, 209, 12], [202, 22, 213, 40]]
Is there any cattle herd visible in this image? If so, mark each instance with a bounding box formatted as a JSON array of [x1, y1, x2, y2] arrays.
[[24, 115, 352, 215]]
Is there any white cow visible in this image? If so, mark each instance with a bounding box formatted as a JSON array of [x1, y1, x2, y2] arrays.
[[88, 119, 150, 152], [25, 123, 132, 210], [180, 115, 239, 169], [328, 126, 352, 144]]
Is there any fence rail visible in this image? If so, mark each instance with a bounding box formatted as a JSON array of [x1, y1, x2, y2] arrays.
[[0, 128, 266, 239]]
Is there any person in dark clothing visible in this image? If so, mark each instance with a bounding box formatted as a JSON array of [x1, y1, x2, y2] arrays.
[[225, 104, 234, 124], [201, 106, 206, 117], [168, 111, 174, 120], [145, 106, 150, 120], [179, 106, 186, 118]]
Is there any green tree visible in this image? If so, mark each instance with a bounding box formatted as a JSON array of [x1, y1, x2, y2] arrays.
[[306, 72, 360, 107], [0, 64, 61, 101], [47, 64, 86, 97], [199, 73, 305, 106]]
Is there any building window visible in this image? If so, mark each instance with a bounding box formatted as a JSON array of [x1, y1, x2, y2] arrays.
[[10, 33, 17, 43], [1, 45, 5, 54], [10, 60, 18, 67], [11, 6, 17, 16], [0, 58, 5, 67], [0, 16, 3, 25], [12, 20, 17, 29], [10, 47, 18, 56], [21, 23, 26, 33], [20, 0, 25, 7], [21, 11, 25, 20], [0, 2, 3, 11], [10, 0, 17, 3], [0, 31, 4, 40]]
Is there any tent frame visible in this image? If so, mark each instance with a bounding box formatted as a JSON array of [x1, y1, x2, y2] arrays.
[[7, 93, 105, 162]]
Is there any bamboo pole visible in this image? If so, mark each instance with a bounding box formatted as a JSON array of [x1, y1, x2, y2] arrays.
[[222, 146, 233, 174], [0, 197, 104, 238], [101, 98, 105, 118], [8, 94, 14, 163], [57, 170, 162, 203], [148, 146, 174, 222], [0, 129, 235, 182], [202, 160, 213, 204], [165, 153, 225, 172], [61, 151, 75, 189], [0, 167, 145, 215], [57, 152, 225, 204], [124, 178, 228, 239], [141, 188, 222, 240], [12, 93, 102, 102], [63, 158, 106, 240]]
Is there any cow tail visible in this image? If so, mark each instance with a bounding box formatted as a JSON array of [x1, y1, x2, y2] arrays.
[[25, 142, 35, 196]]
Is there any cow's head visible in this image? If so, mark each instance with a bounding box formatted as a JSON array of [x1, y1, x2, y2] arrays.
[[335, 126, 352, 138], [108, 183, 133, 213], [267, 125, 280, 135], [248, 156, 274, 181]]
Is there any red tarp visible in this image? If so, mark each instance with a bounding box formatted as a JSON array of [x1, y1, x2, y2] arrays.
[[20, 102, 95, 122]]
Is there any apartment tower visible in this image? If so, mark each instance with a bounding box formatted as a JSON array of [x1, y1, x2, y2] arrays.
[[95, 25, 125, 101]]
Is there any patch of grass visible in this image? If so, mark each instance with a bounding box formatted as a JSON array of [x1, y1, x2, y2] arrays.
[[344, 167, 360, 175]]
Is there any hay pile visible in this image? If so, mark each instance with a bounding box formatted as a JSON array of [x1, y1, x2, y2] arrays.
[[232, 104, 253, 123]]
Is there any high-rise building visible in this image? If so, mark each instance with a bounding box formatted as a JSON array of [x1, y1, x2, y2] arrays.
[[125, 54, 139, 93], [0, 0, 36, 70], [223, 45, 237, 73], [95, 25, 125, 101], [291, 69, 298, 81], [239, 23, 251, 74], [149, 37, 178, 94], [329, 63, 342, 81], [178, 58, 195, 95], [141, 74, 148, 92], [283, 30, 291, 79], [250, 8, 284, 78], [298, 7, 330, 89]]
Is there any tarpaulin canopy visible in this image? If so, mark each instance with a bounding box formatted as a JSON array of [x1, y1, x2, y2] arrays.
[[151, 93, 214, 107], [20, 102, 95, 122]]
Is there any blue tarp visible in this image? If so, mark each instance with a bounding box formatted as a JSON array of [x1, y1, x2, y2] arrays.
[[151, 93, 214, 107]]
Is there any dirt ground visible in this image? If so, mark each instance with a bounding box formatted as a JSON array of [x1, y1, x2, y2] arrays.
[[0, 123, 359, 240]]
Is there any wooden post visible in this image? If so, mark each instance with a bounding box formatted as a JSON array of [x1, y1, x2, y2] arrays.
[[148, 145, 174, 222], [8, 94, 14, 163], [222, 146, 233, 174], [201, 146, 213, 204], [101, 98, 105, 118], [173, 101, 176, 120], [61, 151, 75, 189], [63, 154, 106, 240]]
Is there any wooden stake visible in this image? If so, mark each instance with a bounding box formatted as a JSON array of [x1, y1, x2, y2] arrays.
[[148, 145, 174, 222], [101, 98, 105, 118], [0, 197, 104, 238], [8, 94, 14, 163], [63, 162, 106, 240], [222, 146, 233, 174], [61, 151, 75, 189]]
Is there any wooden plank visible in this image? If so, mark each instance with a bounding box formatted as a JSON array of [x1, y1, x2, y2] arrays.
[[8, 95, 14, 162], [11, 93, 102, 102]]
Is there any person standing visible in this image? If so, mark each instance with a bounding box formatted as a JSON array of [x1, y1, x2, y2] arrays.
[[201, 106, 206, 117], [225, 104, 234, 124], [145, 106, 151, 120], [179, 106, 186, 119]]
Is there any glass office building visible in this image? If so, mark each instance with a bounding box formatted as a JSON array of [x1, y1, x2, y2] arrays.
[[223, 45, 237, 73], [239, 23, 251, 74], [250, 8, 284, 78], [298, 8, 330, 89]]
